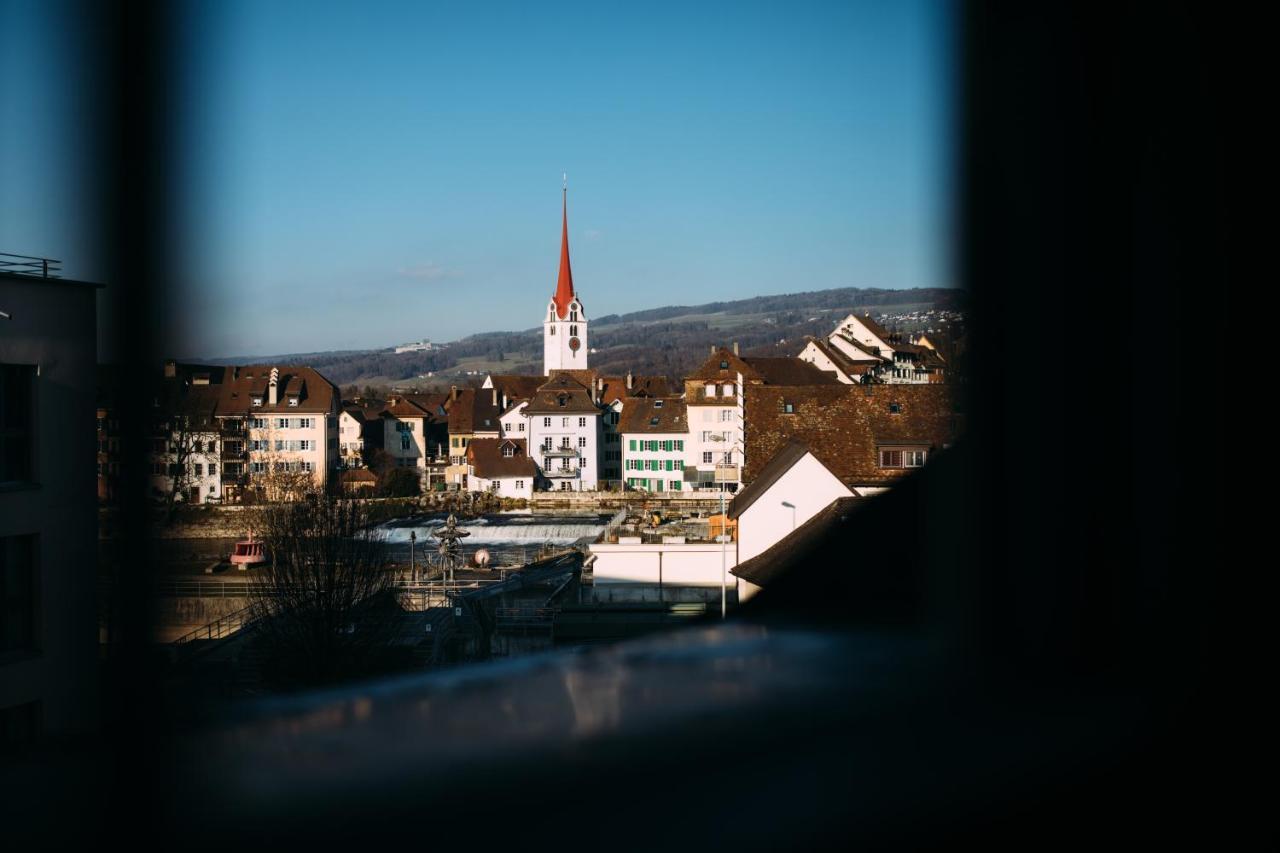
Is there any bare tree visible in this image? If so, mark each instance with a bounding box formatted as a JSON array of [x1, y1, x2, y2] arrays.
[[246, 494, 402, 688]]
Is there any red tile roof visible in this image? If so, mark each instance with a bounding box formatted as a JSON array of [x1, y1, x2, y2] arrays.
[[617, 397, 688, 434]]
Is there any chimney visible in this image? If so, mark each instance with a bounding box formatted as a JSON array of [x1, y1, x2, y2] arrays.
[[710, 345, 716, 355], [733, 342, 739, 356], [491, 387, 498, 406], [268, 367, 279, 405], [626, 371, 633, 391], [163, 359, 176, 379], [451, 385, 458, 402]]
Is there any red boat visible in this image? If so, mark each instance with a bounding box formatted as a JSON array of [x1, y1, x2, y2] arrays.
[[230, 529, 267, 569]]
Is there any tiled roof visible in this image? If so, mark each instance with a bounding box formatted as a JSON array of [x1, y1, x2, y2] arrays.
[[848, 312, 893, 344], [467, 438, 537, 480], [525, 373, 601, 415], [486, 374, 545, 403], [339, 468, 378, 484], [740, 357, 842, 386], [731, 496, 862, 586], [382, 396, 433, 419], [727, 439, 846, 519], [803, 337, 877, 378], [685, 348, 761, 382], [447, 388, 503, 435], [831, 333, 888, 361], [597, 375, 675, 401], [743, 384, 957, 486], [617, 397, 688, 434], [214, 365, 338, 415]]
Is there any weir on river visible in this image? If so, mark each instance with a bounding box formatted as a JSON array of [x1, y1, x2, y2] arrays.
[[378, 511, 611, 566]]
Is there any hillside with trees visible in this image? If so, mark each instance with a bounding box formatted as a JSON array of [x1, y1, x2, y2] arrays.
[[210, 286, 965, 389]]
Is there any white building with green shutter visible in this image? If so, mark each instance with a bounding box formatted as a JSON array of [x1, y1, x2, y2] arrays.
[[619, 397, 688, 493]]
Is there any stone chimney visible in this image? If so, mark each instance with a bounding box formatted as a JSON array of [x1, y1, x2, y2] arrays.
[[491, 387, 498, 406], [626, 371, 633, 391], [733, 342, 739, 356], [710, 345, 716, 355], [450, 385, 458, 402], [268, 367, 279, 405]]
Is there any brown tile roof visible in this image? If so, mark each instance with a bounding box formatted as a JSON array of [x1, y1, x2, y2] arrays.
[[467, 438, 537, 480], [743, 384, 957, 486], [685, 347, 761, 382], [740, 357, 843, 386], [486, 374, 545, 403], [848, 312, 893, 344], [617, 397, 688, 434], [803, 337, 877, 378], [597, 374, 676, 401], [728, 439, 846, 519], [545, 368, 598, 390], [381, 396, 433, 419], [214, 365, 338, 415], [339, 468, 378, 484], [832, 333, 888, 361], [525, 373, 601, 415], [447, 388, 502, 435], [731, 496, 862, 586]]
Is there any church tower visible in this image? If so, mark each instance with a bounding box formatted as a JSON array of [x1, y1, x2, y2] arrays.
[[544, 180, 587, 375]]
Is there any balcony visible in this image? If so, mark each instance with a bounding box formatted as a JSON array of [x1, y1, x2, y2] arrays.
[[543, 446, 581, 458], [543, 466, 581, 479]]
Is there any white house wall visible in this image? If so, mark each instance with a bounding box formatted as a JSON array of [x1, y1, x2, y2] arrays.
[[737, 452, 853, 564]]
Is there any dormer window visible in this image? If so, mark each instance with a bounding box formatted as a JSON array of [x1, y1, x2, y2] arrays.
[[557, 394, 567, 407], [649, 417, 660, 426], [653, 400, 663, 408], [251, 396, 263, 407], [782, 401, 795, 414], [719, 360, 729, 370], [502, 445, 514, 458], [287, 397, 299, 407]]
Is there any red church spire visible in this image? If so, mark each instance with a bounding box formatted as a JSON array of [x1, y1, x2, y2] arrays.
[[553, 178, 575, 319]]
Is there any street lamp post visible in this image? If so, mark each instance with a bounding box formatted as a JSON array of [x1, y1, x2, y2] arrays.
[[409, 529, 417, 584]]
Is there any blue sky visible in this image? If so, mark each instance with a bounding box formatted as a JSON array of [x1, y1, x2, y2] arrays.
[[2, 0, 952, 358]]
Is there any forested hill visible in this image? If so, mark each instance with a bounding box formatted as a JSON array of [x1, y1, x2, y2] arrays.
[[203, 286, 965, 390]]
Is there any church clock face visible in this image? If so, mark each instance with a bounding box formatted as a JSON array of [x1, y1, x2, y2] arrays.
[[569, 336, 581, 352]]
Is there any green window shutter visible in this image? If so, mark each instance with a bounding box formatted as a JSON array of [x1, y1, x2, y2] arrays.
[[671, 480, 681, 490], [676, 440, 684, 451], [629, 439, 636, 451]]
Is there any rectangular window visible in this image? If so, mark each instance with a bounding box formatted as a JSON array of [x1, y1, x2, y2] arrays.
[[578, 417, 586, 427], [193, 463, 203, 476], [518, 423, 525, 432], [275, 440, 284, 451], [880, 450, 903, 468], [250, 418, 267, 429], [401, 434, 411, 451], [209, 464, 217, 475], [703, 452, 713, 464], [0, 364, 36, 485], [515, 480, 524, 490], [543, 417, 551, 427], [0, 534, 37, 657], [578, 436, 587, 448], [276, 418, 289, 429], [670, 480, 681, 491], [675, 440, 684, 451]]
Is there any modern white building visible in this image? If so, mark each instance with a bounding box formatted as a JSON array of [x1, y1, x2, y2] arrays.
[[728, 439, 854, 601]]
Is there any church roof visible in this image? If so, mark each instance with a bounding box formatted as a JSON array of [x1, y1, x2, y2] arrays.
[[553, 188, 576, 319]]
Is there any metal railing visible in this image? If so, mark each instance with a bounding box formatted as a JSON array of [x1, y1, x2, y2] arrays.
[[172, 604, 255, 645], [0, 252, 62, 278]]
